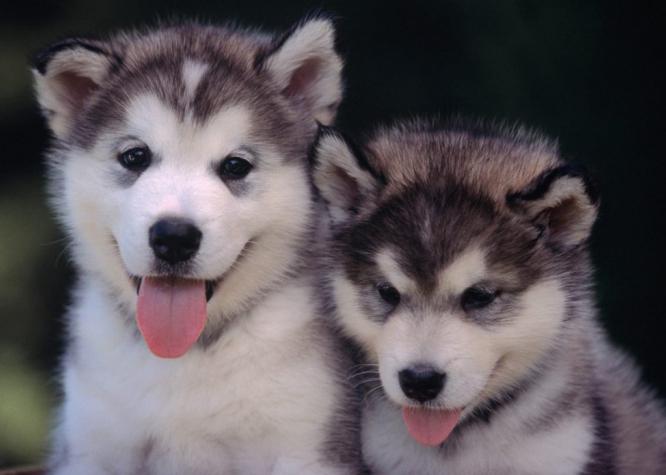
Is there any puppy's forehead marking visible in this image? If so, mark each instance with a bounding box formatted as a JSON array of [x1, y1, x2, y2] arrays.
[[182, 59, 209, 99], [123, 93, 251, 162], [376, 248, 415, 293], [438, 246, 486, 295]]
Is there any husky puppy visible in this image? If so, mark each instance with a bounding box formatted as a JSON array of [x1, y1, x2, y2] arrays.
[[312, 120, 666, 474], [33, 19, 362, 474]]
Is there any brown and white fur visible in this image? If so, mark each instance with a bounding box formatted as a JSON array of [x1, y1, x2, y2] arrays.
[[312, 120, 666, 474], [33, 19, 361, 474]]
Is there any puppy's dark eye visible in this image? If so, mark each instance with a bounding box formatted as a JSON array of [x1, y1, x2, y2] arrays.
[[118, 147, 152, 172], [219, 156, 253, 180], [461, 286, 498, 311], [377, 283, 401, 307]]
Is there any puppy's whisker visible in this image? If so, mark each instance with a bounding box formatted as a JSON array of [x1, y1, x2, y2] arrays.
[[347, 370, 380, 380], [363, 384, 385, 403]]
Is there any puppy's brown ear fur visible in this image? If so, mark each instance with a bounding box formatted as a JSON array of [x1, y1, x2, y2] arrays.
[[508, 166, 599, 250], [33, 38, 116, 139], [312, 127, 384, 225], [260, 18, 343, 125]]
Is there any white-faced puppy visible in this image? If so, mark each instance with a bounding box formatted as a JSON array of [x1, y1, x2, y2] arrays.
[[33, 19, 362, 474], [313, 121, 666, 474]]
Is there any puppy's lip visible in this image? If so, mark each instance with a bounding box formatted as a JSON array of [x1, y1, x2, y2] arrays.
[[131, 275, 221, 302], [449, 356, 508, 421], [402, 402, 466, 412], [204, 280, 217, 301], [119, 238, 255, 303]]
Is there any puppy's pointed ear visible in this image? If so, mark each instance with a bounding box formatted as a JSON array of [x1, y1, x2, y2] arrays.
[[507, 165, 599, 250], [313, 127, 384, 225], [259, 18, 343, 125], [32, 38, 117, 139]]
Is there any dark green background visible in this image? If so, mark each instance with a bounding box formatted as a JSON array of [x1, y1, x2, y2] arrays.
[[0, 0, 663, 467]]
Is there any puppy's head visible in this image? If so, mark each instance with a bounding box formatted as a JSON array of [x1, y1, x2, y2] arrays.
[[34, 19, 343, 357], [314, 122, 598, 445]]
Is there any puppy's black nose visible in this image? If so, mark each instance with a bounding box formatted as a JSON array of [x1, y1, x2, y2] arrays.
[[398, 365, 446, 403], [149, 218, 202, 264]]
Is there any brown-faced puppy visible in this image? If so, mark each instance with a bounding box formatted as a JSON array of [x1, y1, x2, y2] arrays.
[[313, 120, 666, 474]]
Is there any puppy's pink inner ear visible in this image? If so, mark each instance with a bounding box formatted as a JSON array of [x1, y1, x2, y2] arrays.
[[55, 70, 98, 109], [283, 57, 322, 98], [332, 166, 361, 204]]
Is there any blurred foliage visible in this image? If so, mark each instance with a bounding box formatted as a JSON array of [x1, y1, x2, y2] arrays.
[[0, 349, 52, 463], [0, 182, 64, 465], [0, 0, 664, 467]]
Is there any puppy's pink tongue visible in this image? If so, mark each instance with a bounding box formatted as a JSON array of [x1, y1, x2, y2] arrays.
[[402, 407, 462, 447], [136, 277, 207, 358]]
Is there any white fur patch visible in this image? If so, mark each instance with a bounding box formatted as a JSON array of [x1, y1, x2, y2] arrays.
[[437, 246, 486, 295], [181, 59, 208, 99], [376, 248, 415, 294], [55, 281, 346, 474], [375, 277, 567, 412], [479, 279, 566, 399], [121, 93, 251, 161], [108, 94, 254, 281], [332, 272, 382, 357], [377, 309, 495, 409], [362, 393, 593, 475]]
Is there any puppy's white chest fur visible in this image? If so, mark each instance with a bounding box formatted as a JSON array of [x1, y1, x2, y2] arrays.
[[58, 280, 340, 474], [362, 393, 593, 475]]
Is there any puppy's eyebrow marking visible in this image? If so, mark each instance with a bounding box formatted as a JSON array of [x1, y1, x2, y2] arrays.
[[230, 145, 259, 163], [376, 248, 416, 293], [112, 135, 144, 150], [438, 246, 486, 295]]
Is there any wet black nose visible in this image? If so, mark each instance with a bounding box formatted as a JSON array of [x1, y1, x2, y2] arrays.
[[149, 218, 202, 264], [398, 365, 446, 403]]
